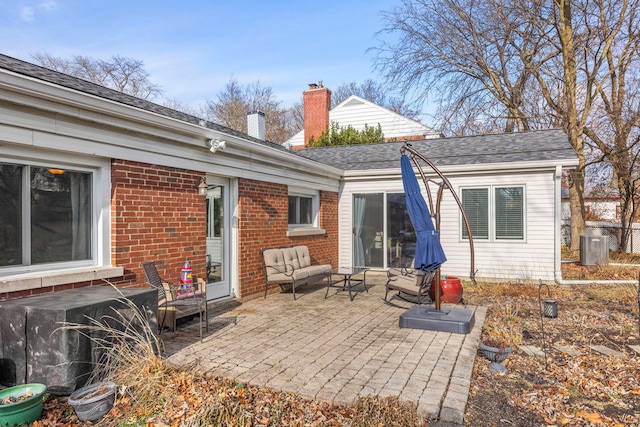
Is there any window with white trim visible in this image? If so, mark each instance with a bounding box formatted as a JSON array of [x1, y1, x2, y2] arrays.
[[495, 187, 524, 239], [0, 156, 105, 275], [461, 186, 525, 241], [462, 188, 489, 239], [288, 187, 319, 228]]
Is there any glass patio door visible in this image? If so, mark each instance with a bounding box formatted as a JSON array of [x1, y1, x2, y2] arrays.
[[205, 177, 230, 300], [353, 193, 416, 269], [353, 193, 384, 268]]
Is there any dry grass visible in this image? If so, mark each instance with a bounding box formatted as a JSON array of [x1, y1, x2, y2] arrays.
[[351, 396, 427, 427]]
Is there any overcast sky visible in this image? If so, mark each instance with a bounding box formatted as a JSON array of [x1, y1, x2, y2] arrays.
[[0, 0, 409, 113]]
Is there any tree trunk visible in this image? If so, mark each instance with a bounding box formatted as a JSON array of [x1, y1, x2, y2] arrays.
[[556, 0, 586, 252], [568, 171, 586, 252]]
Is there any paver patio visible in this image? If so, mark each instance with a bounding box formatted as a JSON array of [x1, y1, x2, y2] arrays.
[[161, 272, 486, 425]]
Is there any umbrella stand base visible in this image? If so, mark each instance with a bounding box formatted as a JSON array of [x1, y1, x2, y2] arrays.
[[399, 305, 475, 334]]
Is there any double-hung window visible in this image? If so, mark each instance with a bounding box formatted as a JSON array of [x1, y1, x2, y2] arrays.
[[461, 186, 525, 241], [461, 188, 489, 239], [0, 154, 107, 275], [494, 187, 524, 240]]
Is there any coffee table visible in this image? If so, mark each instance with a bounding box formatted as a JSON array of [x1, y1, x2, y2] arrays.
[[325, 267, 369, 301]]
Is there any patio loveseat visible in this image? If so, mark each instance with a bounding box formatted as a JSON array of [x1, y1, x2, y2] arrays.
[[261, 246, 332, 300]]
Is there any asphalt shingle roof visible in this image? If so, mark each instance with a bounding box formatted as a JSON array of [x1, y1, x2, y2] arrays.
[[296, 129, 576, 170], [0, 53, 289, 153], [1, 54, 576, 172]]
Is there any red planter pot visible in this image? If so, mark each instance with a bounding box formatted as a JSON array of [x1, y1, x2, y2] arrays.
[[430, 276, 463, 303]]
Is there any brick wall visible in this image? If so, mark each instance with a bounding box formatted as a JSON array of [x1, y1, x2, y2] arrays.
[[237, 178, 339, 299], [111, 159, 207, 286], [3, 161, 339, 302], [303, 86, 331, 146]]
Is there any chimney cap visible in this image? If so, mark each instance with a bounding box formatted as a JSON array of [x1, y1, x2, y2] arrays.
[[308, 83, 318, 89], [246, 109, 265, 116]]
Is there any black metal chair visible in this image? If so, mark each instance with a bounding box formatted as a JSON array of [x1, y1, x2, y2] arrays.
[[141, 261, 208, 342]]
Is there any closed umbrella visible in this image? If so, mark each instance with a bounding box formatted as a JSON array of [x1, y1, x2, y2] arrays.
[[401, 155, 447, 272]]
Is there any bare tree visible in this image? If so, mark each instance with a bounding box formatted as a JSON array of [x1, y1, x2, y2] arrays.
[[162, 97, 207, 118], [32, 53, 162, 99], [287, 100, 305, 135], [206, 78, 296, 143], [373, 0, 640, 252], [373, 0, 547, 134], [580, 0, 640, 252]]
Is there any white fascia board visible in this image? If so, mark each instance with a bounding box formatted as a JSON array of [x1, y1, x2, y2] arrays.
[[342, 159, 579, 180]]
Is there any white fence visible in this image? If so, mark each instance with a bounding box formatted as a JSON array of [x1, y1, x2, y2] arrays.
[[561, 220, 640, 253]]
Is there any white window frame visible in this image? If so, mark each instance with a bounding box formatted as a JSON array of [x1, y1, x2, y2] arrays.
[[460, 185, 526, 242], [287, 186, 322, 236], [288, 186, 319, 228], [461, 187, 489, 240], [0, 147, 111, 277], [494, 186, 525, 241]]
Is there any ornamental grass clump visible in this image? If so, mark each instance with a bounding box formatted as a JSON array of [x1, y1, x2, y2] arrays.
[[351, 395, 427, 427], [59, 286, 175, 407]]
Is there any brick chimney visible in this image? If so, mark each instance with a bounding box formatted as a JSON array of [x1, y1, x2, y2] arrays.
[[303, 82, 331, 147]]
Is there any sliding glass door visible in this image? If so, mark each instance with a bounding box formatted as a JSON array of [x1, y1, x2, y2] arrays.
[[353, 193, 416, 269]]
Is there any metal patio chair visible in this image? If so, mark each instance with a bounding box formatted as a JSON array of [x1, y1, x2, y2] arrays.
[[141, 261, 208, 342], [384, 262, 436, 305]]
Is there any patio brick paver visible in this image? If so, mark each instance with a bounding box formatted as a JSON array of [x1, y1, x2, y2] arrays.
[[162, 273, 486, 425]]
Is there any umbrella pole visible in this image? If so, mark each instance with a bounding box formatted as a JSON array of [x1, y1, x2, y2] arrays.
[[435, 268, 442, 311]]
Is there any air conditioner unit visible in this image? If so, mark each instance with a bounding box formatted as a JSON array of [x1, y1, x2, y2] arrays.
[[580, 235, 609, 266]]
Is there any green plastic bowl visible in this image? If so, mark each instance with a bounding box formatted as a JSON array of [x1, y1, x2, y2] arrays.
[[0, 383, 47, 427]]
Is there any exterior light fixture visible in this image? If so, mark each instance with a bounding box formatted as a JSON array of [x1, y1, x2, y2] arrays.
[[206, 139, 227, 153], [197, 177, 208, 196]]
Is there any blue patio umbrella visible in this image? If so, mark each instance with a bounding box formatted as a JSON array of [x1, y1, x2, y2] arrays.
[[401, 155, 447, 272]]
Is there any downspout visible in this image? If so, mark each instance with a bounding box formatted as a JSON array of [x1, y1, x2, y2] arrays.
[[554, 165, 637, 285], [554, 165, 562, 284]]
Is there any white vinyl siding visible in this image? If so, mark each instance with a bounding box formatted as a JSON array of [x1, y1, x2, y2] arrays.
[[329, 97, 439, 139], [340, 170, 556, 281]]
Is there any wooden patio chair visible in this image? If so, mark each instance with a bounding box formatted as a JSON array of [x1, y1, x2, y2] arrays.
[[141, 261, 208, 342]]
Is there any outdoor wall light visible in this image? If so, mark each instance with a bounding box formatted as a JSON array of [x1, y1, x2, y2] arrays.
[[206, 139, 227, 153], [197, 177, 208, 196]]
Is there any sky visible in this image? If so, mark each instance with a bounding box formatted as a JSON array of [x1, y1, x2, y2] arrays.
[[0, 0, 414, 116]]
